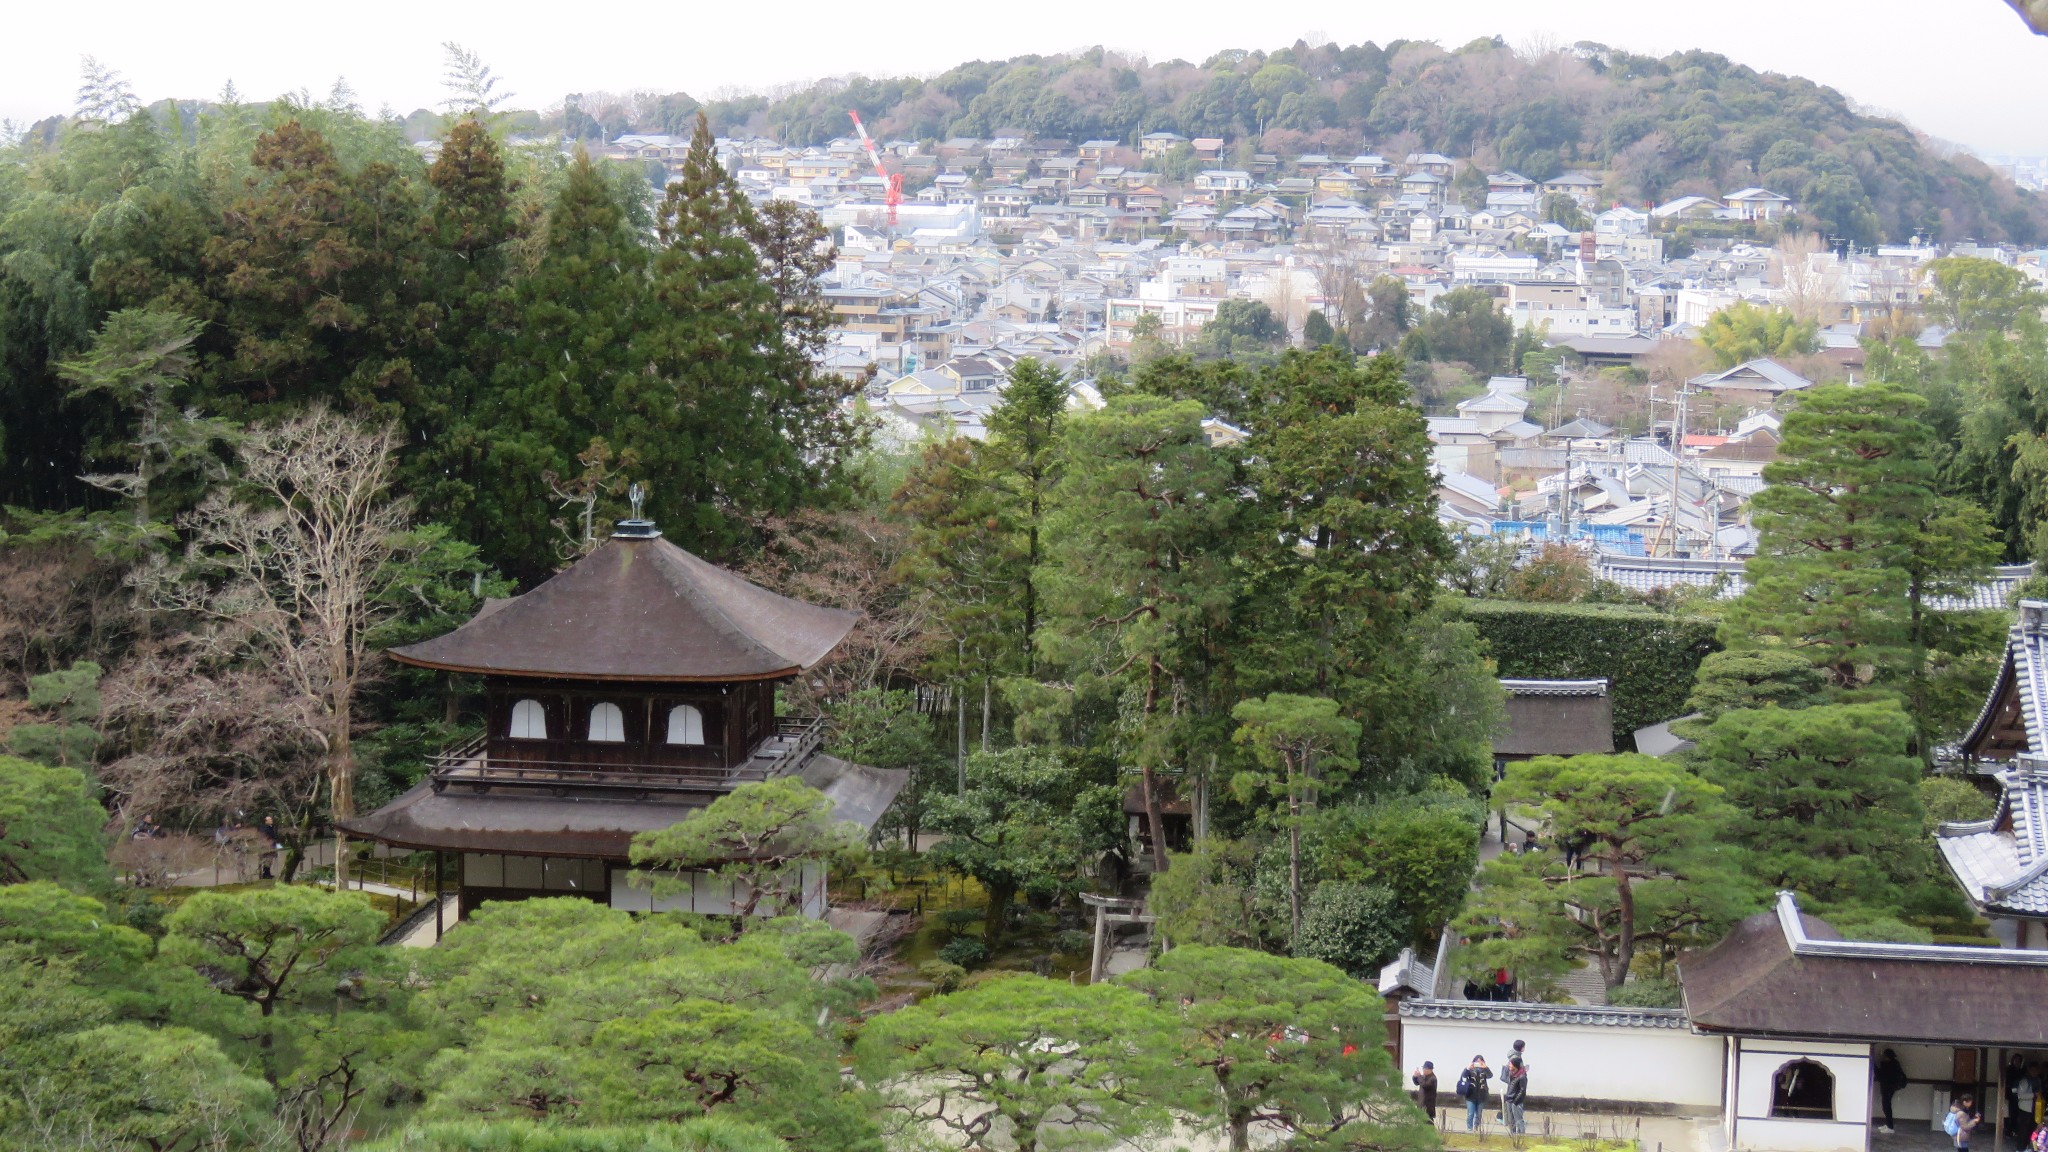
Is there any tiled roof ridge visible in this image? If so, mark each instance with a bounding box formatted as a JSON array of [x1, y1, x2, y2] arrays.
[[1500, 678, 1610, 697], [1398, 998, 1688, 1028], [1775, 890, 2048, 966]]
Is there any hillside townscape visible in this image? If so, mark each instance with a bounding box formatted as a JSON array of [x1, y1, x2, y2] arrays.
[[4, 25, 2048, 1152]]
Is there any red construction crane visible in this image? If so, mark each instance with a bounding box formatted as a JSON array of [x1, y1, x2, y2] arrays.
[[847, 110, 903, 230]]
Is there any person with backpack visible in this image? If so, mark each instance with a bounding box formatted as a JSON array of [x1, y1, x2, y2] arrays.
[[1455, 1055, 1493, 1132], [2015, 1062, 2039, 1151], [1949, 1093, 1981, 1152], [1503, 1055, 1529, 1134], [1875, 1049, 1908, 1134]]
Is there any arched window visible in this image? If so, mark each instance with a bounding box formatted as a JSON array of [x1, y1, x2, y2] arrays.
[[587, 702, 625, 743], [1770, 1059, 1835, 1120], [667, 704, 706, 746], [509, 699, 548, 740]]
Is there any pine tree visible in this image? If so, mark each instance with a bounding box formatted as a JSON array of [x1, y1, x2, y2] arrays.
[[1693, 701, 1933, 915], [1730, 381, 1997, 705]]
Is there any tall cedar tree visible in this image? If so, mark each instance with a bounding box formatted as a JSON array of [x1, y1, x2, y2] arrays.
[[983, 358, 1068, 673], [400, 117, 521, 545], [206, 120, 428, 413], [893, 436, 1023, 687], [1730, 381, 1998, 737], [1041, 394, 1242, 871], [626, 113, 855, 555], [893, 358, 1065, 695], [1245, 349, 1450, 699], [479, 150, 648, 582]]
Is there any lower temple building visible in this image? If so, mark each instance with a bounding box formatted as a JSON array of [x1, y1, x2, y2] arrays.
[[1385, 893, 2048, 1152]]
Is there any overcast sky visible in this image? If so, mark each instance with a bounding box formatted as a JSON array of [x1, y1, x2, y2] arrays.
[[8, 0, 2048, 155]]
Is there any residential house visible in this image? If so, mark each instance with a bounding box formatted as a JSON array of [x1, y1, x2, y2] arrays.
[[1651, 195, 1728, 222], [1168, 204, 1219, 235], [1190, 137, 1226, 161], [1540, 171, 1605, 207], [1067, 185, 1117, 209], [1316, 170, 1363, 196], [1140, 131, 1189, 160], [1595, 206, 1650, 236], [977, 185, 1034, 221], [1216, 205, 1286, 243], [1124, 187, 1168, 222], [1194, 169, 1253, 194], [1347, 154, 1396, 182], [1455, 382, 1531, 435], [1404, 152, 1454, 177], [1426, 416, 1499, 481], [1686, 358, 1813, 403], [1399, 171, 1447, 201], [1723, 188, 1793, 221]]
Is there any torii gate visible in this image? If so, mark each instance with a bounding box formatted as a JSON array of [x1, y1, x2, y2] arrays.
[[1079, 892, 1157, 982]]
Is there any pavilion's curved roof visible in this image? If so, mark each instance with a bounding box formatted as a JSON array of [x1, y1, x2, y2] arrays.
[[389, 529, 858, 682]]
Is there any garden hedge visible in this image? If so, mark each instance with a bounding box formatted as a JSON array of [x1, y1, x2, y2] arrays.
[[1448, 599, 1721, 747]]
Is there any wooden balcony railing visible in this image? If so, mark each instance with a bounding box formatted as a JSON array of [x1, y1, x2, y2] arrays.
[[426, 716, 829, 795]]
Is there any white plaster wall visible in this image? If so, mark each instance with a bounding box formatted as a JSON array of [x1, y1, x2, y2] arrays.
[[1400, 1016, 1724, 1109], [1732, 1038, 1870, 1152], [1883, 1044, 1960, 1126], [609, 865, 826, 919]]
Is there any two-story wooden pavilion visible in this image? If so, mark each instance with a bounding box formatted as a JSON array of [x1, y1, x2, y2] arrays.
[[340, 519, 904, 929]]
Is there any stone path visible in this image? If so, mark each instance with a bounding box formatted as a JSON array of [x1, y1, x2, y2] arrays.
[[389, 894, 462, 948]]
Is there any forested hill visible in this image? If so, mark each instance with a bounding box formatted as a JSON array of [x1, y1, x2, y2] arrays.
[[587, 38, 2044, 246]]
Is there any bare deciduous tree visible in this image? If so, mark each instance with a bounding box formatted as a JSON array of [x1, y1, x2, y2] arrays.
[[0, 541, 127, 693], [743, 508, 930, 712], [99, 644, 327, 872], [1769, 230, 1844, 325], [138, 408, 418, 884]]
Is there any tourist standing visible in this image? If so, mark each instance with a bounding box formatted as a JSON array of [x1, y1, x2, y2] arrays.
[[1504, 1055, 1529, 1135], [1875, 1049, 1908, 1134], [1951, 1093, 1982, 1152], [1456, 1056, 1492, 1132], [2016, 1063, 2040, 1150], [1412, 1061, 1438, 1121]]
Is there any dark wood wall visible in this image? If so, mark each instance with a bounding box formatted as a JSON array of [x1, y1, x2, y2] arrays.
[[481, 677, 781, 771]]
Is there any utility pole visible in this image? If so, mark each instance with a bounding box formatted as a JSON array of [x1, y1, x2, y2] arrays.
[[1647, 385, 1691, 557], [956, 639, 967, 795], [1561, 433, 1574, 539], [1669, 385, 1688, 556]]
